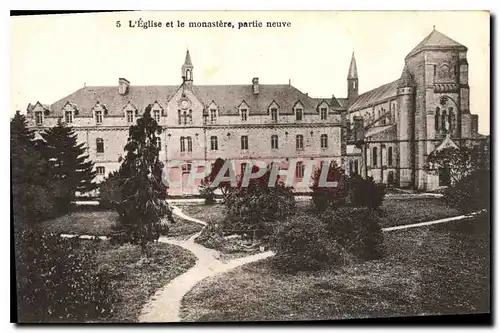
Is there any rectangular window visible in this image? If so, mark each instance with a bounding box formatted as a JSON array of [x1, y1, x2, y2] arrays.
[[320, 134, 328, 149], [296, 135, 304, 150], [95, 111, 103, 124], [372, 147, 378, 167], [241, 109, 248, 122], [241, 136, 248, 150], [388, 147, 393, 166], [126, 110, 134, 123], [296, 161, 305, 178], [210, 109, 217, 123], [271, 108, 278, 122], [295, 108, 303, 121], [153, 110, 161, 123], [96, 166, 105, 176], [96, 138, 104, 153], [187, 136, 192, 152], [180, 137, 185, 152], [210, 136, 218, 151], [182, 163, 191, 174], [65, 111, 73, 124], [271, 135, 279, 150], [35, 111, 43, 125], [178, 110, 182, 125], [320, 107, 328, 120], [156, 137, 162, 151]]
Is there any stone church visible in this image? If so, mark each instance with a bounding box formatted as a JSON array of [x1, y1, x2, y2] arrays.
[[25, 28, 487, 195]]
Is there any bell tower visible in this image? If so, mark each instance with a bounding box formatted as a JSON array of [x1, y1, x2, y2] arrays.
[[182, 49, 193, 89], [347, 52, 359, 106]]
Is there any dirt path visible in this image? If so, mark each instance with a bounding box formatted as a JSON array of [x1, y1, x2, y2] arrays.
[[138, 206, 274, 323]]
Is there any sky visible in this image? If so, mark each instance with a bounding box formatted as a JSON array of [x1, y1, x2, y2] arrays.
[[10, 11, 490, 134]]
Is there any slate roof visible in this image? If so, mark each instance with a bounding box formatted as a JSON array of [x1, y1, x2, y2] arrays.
[[348, 80, 399, 112], [347, 52, 358, 79], [38, 83, 341, 117], [406, 29, 467, 59]]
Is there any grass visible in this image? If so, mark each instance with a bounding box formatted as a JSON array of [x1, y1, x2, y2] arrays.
[[95, 241, 197, 322], [40, 210, 118, 236], [379, 197, 462, 228], [179, 204, 226, 224], [181, 213, 489, 322], [41, 210, 204, 239]]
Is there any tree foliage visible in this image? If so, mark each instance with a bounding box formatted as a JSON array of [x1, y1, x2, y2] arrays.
[[425, 146, 485, 184], [347, 174, 386, 209], [225, 163, 296, 234], [113, 106, 171, 252], [39, 121, 96, 212], [444, 168, 490, 214], [310, 161, 349, 212]]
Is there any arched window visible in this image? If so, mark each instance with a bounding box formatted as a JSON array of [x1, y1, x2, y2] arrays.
[[210, 136, 218, 151], [296, 135, 304, 150], [448, 107, 455, 134], [388, 146, 393, 166], [180, 136, 185, 152], [320, 134, 328, 149], [96, 138, 104, 153], [372, 147, 378, 167], [296, 161, 305, 178], [441, 109, 448, 132], [435, 107, 441, 132], [185, 69, 191, 81]]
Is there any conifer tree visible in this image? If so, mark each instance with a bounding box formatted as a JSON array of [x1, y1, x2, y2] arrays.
[[40, 121, 96, 211], [115, 105, 171, 253], [11, 112, 54, 223]]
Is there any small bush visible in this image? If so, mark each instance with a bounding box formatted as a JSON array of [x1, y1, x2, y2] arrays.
[[444, 168, 490, 214], [320, 207, 384, 261], [310, 161, 349, 212], [199, 179, 216, 205], [15, 227, 116, 323], [347, 175, 386, 209], [99, 172, 122, 209], [195, 222, 226, 250], [271, 213, 345, 273]]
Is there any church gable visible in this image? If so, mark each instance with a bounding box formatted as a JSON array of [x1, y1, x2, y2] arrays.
[[431, 135, 459, 154]]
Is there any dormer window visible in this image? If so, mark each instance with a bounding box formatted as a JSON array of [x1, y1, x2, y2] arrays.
[[65, 111, 73, 124], [35, 111, 43, 126], [241, 108, 248, 122], [295, 108, 303, 121], [153, 110, 161, 123], [271, 108, 278, 122], [210, 109, 217, 124], [320, 107, 328, 120], [95, 110, 103, 125], [126, 110, 134, 123]]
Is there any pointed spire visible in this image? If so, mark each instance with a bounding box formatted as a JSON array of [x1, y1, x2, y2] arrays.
[[347, 51, 358, 79], [184, 49, 193, 67]]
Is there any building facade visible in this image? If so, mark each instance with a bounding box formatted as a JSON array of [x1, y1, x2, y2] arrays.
[[25, 28, 487, 194]]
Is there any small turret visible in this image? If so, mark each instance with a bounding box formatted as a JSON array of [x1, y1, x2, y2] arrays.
[[182, 49, 194, 89]]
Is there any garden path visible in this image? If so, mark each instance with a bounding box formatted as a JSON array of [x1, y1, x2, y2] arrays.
[[137, 206, 275, 323]]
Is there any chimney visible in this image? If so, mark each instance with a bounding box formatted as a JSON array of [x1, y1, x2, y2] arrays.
[[118, 78, 130, 95], [252, 77, 259, 95]]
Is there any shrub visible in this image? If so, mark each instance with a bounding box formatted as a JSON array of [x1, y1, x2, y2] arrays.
[[15, 227, 115, 323], [347, 175, 386, 209], [195, 222, 225, 250], [99, 171, 123, 209], [199, 179, 216, 205], [320, 207, 384, 261], [444, 168, 490, 214], [271, 213, 345, 273], [310, 161, 349, 212]]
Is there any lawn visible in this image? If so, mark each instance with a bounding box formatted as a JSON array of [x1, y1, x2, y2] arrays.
[[379, 197, 462, 228], [41, 209, 204, 239], [179, 204, 226, 224], [96, 241, 196, 322], [180, 213, 490, 322]]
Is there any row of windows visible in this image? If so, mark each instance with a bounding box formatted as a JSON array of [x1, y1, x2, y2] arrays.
[[95, 137, 162, 153], [371, 146, 394, 167], [34, 109, 163, 126], [208, 134, 330, 151], [35, 107, 330, 126]]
